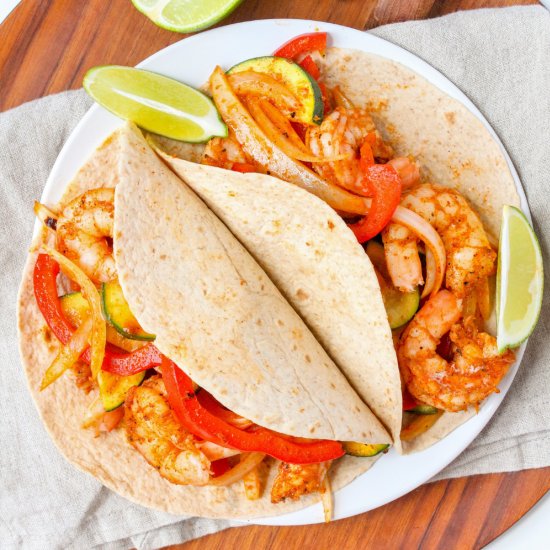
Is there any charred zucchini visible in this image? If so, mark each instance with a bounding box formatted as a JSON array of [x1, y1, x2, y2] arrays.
[[342, 442, 390, 457], [228, 56, 323, 124], [366, 241, 420, 329], [409, 404, 439, 415], [101, 281, 155, 341], [97, 370, 146, 411]]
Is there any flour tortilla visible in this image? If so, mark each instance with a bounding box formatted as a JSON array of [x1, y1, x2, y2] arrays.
[[17, 124, 389, 519], [153, 47, 520, 453], [321, 48, 519, 452], [153, 154, 403, 451]]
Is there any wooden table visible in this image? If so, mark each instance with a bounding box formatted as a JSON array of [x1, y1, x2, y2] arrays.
[[1, 1, 548, 548]]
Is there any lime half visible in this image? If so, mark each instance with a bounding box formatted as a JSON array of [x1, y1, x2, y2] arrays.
[[496, 205, 543, 352], [131, 0, 243, 33], [83, 66, 227, 142]]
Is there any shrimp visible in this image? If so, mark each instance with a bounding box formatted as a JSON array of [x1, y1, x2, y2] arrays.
[[398, 290, 515, 412], [383, 184, 496, 296], [271, 461, 330, 503], [56, 188, 116, 283], [306, 107, 393, 194], [201, 132, 251, 170], [125, 376, 211, 486]]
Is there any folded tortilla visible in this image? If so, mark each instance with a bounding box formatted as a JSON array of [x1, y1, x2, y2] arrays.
[[17, 123, 390, 518], [153, 47, 521, 453], [153, 154, 403, 450]]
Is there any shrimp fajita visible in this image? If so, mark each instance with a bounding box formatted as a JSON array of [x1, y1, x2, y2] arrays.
[[18, 32, 529, 519]]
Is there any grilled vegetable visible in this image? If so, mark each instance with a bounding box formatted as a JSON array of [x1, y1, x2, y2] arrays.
[[401, 411, 444, 442], [366, 241, 420, 329], [409, 404, 439, 415], [342, 442, 390, 457], [97, 369, 146, 411], [102, 281, 155, 341], [228, 56, 323, 124], [210, 66, 368, 215]]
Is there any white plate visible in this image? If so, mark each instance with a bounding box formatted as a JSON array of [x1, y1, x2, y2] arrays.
[[40, 19, 529, 526]]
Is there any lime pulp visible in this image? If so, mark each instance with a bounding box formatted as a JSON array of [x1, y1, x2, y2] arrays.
[[131, 0, 243, 33], [496, 205, 543, 352], [83, 65, 227, 142]]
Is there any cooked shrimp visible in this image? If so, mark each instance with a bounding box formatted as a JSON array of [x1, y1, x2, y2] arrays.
[[306, 107, 393, 194], [383, 184, 496, 296], [201, 132, 250, 170], [271, 461, 330, 503], [125, 376, 211, 486], [387, 157, 420, 189], [56, 188, 116, 283], [398, 290, 515, 412]]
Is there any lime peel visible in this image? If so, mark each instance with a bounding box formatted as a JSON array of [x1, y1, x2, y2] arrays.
[[496, 205, 543, 352], [131, 0, 243, 34], [83, 65, 227, 143]]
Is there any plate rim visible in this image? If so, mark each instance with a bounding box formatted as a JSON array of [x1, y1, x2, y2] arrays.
[[38, 18, 529, 526]]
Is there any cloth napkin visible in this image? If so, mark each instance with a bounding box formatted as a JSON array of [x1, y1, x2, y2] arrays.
[[1, 5, 549, 549]]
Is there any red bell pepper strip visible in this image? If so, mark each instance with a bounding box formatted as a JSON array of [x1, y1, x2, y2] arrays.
[[231, 162, 256, 173], [349, 164, 402, 243], [33, 253, 163, 375], [299, 55, 321, 80], [317, 82, 331, 118], [274, 32, 328, 59], [402, 388, 418, 411], [162, 360, 345, 464], [210, 458, 232, 477], [359, 141, 375, 171]]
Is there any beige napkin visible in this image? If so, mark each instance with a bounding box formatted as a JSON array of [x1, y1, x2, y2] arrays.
[[1, 5, 548, 549]]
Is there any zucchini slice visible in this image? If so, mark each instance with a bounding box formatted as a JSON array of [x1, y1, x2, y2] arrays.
[[401, 411, 444, 442], [366, 240, 420, 329], [409, 404, 439, 415], [228, 56, 323, 124], [60, 291, 147, 410], [383, 286, 420, 330], [97, 370, 146, 411], [60, 292, 90, 326], [101, 281, 155, 341], [342, 442, 390, 457]]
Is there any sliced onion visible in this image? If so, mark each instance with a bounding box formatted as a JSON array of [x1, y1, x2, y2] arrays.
[[228, 71, 300, 114], [34, 202, 58, 231], [258, 99, 309, 149], [210, 66, 369, 215], [462, 288, 478, 319], [43, 246, 106, 379], [477, 277, 491, 321], [321, 473, 333, 523], [391, 206, 446, 298], [242, 464, 263, 500], [106, 325, 145, 352], [257, 99, 348, 162], [40, 316, 92, 390], [246, 99, 347, 164], [81, 394, 104, 434], [209, 452, 266, 487], [423, 249, 436, 297], [197, 441, 242, 461], [332, 85, 354, 109]]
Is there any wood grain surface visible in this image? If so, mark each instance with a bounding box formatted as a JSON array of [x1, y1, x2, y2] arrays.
[[1, 1, 548, 549]]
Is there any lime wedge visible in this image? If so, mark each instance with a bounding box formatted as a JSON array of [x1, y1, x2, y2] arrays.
[[131, 0, 243, 33], [83, 65, 227, 142], [496, 205, 543, 352]]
